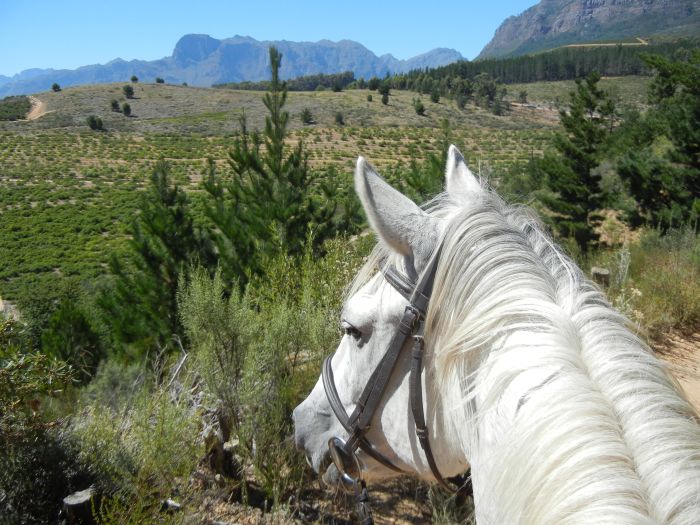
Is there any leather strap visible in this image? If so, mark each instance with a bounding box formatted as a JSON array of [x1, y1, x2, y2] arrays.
[[322, 245, 472, 498]]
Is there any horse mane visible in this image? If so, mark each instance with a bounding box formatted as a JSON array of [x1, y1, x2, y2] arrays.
[[351, 187, 700, 524]]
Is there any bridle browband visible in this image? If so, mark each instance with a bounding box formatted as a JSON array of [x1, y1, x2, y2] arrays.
[[321, 246, 471, 523]]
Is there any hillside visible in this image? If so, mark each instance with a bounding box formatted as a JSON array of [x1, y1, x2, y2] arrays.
[[0, 77, 651, 306], [0, 35, 463, 97], [478, 0, 700, 59]]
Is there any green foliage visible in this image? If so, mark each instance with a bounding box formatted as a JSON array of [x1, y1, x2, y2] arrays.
[[155, 77, 165, 84], [596, 228, 700, 334], [215, 70, 354, 92], [86, 115, 104, 131], [121, 102, 131, 117], [0, 95, 31, 121], [615, 51, 700, 228], [41, 296, 103, 384], [67, 371, 200, 508], [51, 82, 61, 92], [335, 110, 344, 125], [178, 237, 371, 505], [300, 107, 314, 125], [413, 97, 425, 115], [518, 90, 528, 104], [110, 98, 120, 112], [0, 321, 88, 525], [122, 85, 134, 98], [395, 119, 453, 203], [367, 93, 373, 102], [130, 75, 138, 83], [203, 47, 339, 287], [430, 89, 440, 104], [534, 72, 614, 250], [381, 92, 389, 105], [367, 77, 380, 91], [98, 161, 214, 356]]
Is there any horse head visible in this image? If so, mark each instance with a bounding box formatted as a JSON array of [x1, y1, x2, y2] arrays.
[[292, 145, 477, 485]]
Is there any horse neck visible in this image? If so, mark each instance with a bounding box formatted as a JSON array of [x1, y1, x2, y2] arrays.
[[456, 294, 700, 525]]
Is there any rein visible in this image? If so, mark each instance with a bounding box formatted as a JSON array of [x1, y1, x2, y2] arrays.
[[321, 248, 471, 523]]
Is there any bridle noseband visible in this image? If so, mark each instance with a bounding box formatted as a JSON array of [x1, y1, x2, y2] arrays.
[[321, 247, 471, 523]]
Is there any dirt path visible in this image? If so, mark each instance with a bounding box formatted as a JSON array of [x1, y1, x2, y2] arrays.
[[655, 330, 700, 412], [25, 95, 52, 120]]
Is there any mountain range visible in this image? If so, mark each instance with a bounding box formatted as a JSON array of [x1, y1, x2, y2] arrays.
[[478, 0, 700, 59], [0, 35, 463, 97]]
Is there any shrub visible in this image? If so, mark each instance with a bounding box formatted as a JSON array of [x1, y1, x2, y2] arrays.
[[0, 95, 31, 121], [367, 77, 380, 91], [130, 75, 138, 83], [430, 90, 440, 103], [122, 85, 134, 99], [67, 369, 200, 513], [86, 115, 103, 131], [300, 107, 314, 125], [121, 102, 131, 117], [518, 90, 528, 103], [51, 83, 61, 92], [413, 97, 425, 115], [155, 77, 164, 84], [110, 99, 120, 112], [334, 111, 344, 126], [381, 93, 389, 105], [604, 228, 700, 334], [0, 322, 88, 525], [367, 94, 373, 102]]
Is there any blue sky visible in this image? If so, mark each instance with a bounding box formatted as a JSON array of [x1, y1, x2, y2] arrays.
[[0, 0, 538, 77]]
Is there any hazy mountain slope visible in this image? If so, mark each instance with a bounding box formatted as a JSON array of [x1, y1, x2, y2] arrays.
[[0, 35, 463, 97], [478, 0, 700, 59]]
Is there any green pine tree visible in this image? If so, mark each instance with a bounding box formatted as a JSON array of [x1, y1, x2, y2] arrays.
[[534, 72, 613, 251], [99, 161, 215, 356], [203, 46, 337, 287]]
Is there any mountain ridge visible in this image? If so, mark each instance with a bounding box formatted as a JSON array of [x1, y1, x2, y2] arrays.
[[478, 0, 700, 59], [0, 35, 463, 97]]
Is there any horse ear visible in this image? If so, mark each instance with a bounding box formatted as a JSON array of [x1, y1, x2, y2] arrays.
[[355, 156, 428, 258], [445, 144, 481, 196]]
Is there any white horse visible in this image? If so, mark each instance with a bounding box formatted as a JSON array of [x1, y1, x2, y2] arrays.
[[293, 146, 700, 524]]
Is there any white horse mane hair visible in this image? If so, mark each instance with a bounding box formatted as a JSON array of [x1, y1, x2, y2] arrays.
[[349, 186, 700, 524]]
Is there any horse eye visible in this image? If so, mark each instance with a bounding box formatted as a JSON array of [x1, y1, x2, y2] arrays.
[[341, 321, 362, 340]]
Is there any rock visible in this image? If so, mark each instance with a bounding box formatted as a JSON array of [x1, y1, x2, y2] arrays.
[[62, 486, 99, 525], [161, 498, 182, 513]]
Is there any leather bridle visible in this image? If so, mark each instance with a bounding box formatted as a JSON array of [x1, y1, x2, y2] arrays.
[[321, 247, 471, 523]]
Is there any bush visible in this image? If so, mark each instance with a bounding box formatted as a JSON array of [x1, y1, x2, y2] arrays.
[[0, 95, 31, 121], [130, 75, 138, 83], [518, 90, 528, 103], [300, 107, 314, 125], [430, 90, 440, 103], [110, 99, 120, 112], [367, 94, 373, 102], [413, 97, 425, 116], [121, 102, 131, 117], [86, 115, 103, 131], [155, 77, 164, 84], [334, 111, 344, 126], [51, 83, 61, 92], [122, 85, 134, 99], [604, 228, 700, 334], [0, 323, 88, 525], [67, 363, 200, 510], [381, 93, 389, 105]]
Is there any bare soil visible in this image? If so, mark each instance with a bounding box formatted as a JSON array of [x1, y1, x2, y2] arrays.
[[655, 329, 700, 412]]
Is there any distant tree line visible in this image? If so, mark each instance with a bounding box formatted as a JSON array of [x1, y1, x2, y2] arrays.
[[399, 39, 698, 85], [215, 71, 355, 92]]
